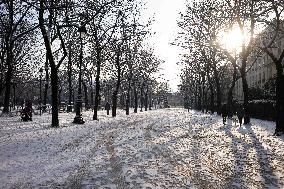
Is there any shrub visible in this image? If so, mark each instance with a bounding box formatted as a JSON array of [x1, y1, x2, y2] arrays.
[[248, 100, 275, 121]]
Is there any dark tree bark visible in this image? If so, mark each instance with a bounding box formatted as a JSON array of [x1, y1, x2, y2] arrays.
[[67, 50, 72, 112], [194, 83, 198, 109], [39, 0, 66, 127], [112, 52, 121, 117], [201, 76, 206, 112], [125, 61, 133, 115], [90, 77, 94, 107], [0, 37, 5, 98], [43, 2, 53, 112], [240, 57, 250, 124], [133, 82, 138, 113], [265, 5, 284, 134], [149, 88, 152, 110], [140, 86, 144, 112], [261, 47, 284, 134], [206, 69, 215, 114], [212, 65, 221, 115], [227, 62, 238, 117], [144, 86, 148, 111], [93, 46, 102, 120], [50, 67, 59, 126], [125, 79, 131, 115], [275, 73, 284, 134], [2, 1, 14, 113], [43, 56, 49, 111], [3, 58, 13, 113], [198, 85, 202, 110], [82, 81, 89, 110]]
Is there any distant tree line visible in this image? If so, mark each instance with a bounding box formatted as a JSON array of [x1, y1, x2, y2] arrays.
[[0, 0, 169, 127]]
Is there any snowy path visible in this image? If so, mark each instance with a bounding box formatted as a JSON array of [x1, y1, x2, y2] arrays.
[[0, 108, 284, 188]]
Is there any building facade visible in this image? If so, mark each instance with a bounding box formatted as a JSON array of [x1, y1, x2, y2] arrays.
[[234, 27, 284, 102]]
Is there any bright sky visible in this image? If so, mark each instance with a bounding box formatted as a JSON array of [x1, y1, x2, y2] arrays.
[[142, 0, 187, 92]]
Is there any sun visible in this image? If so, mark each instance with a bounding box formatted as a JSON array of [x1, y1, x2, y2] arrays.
[[219, 27, 246, 54]]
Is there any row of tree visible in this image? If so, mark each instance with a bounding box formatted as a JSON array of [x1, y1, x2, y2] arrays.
[[0, 0, 167, 127], [176, 0, 284, 134]]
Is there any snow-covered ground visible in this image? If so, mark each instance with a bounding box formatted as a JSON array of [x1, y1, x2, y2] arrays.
[[0, 108, 283, 188]]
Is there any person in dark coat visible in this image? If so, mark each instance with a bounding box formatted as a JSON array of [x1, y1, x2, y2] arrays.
[[21, 101, 33, 121], [105, 101, 110, 115], [221, 104, 228, 125], [237, 107, 245, 126]]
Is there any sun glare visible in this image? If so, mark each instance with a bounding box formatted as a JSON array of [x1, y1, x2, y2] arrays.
[[220, 27, 246, 53]]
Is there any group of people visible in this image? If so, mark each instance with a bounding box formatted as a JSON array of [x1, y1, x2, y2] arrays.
[[21, 101, 33, 121], [221, 104, 244, 126]]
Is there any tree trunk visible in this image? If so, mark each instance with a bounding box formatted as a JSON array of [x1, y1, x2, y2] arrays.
[[126, 79, 131, 115], [144, 87, 148, 111], [202, 81, 206, 112], [66, 19, 72, 113], [112, 52, 121, 117], [58, 86, 62, 106], [3, 63, 12, 113], [207, 72, 214, 114], [2, 2, 14, 114], [227, 63, 237, 117], [149, 89, 152, 110], [213, 66, 221, 115], [260, 46, 284, 134], [240, 65, 250, 124], [43, 57, 49, 111], [39, 0, 60, 127], [82, 81, 88, 110], [50, 68, 59, 127], [194, 84, 198, 109], [93, 47, 101, 120], [67, 48, 72, 112], [198, 85, 202, 110], [112, 92, 117, 117], [275, 62, 284, 134], [43, 0, 52, 112], [0, 83, 3, 100], [90, 77, 94, 107], [134, 82, 138, 113], [0, 38, 5, 98], [140, 86, 144, 112]]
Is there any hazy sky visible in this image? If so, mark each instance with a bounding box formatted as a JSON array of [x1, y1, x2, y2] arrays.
[[142, 0, 187, 92]]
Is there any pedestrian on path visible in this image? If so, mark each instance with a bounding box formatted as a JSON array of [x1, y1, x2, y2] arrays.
[[232, 112, 238, 126], [237, 107, 244, 126], [105, 101, 110, 115], [21, 100, 33, 121], [221, 104, 228, 125]]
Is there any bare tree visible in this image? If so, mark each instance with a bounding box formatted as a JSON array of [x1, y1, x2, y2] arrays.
[[256, 0, 284, 134], [1, 0, 39, 114], [38, 0, 67, 126]]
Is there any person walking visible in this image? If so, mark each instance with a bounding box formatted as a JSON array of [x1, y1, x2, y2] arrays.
[[237, 107, 245, 126], [221, 104, 228, 125], [105, 101, 110, 115], [21, 100, 33, 121]]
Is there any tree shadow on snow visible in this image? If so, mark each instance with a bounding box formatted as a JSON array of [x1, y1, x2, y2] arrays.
[[217, 122, 280, 188]]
